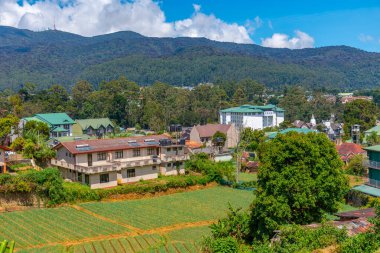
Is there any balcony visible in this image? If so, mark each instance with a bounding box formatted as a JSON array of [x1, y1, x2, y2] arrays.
[[120, 157, 161, 168], [366, 178, 380, 189], [363, 160, 380, 170], [160, 154, 189, 163], [51, 159, 120, 174]]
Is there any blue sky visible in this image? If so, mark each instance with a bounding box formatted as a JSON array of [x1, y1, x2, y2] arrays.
[[160, 0, 380, 52], [3, 0, 380, 51]]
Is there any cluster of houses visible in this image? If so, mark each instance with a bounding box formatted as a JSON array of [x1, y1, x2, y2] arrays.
[[2, 101, 379, 193]]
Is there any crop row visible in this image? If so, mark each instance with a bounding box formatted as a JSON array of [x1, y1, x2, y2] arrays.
[[0, 207, 129, 248], [16, 234, 202, 253], [80, 186, 253, 229]]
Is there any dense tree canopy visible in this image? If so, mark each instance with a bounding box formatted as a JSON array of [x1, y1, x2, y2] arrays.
[[250, 132, 349, 240], [343, 99, 378, 136]]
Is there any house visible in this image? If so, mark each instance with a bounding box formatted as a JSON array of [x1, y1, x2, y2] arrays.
[[341, 96, 373, 104], [219, 104, 285, 130], [189, 124, 238, 150], [51, 135, 189, 189], [336, 143, 365, 164], [363, 125, 380, 144], [20, 113, 75, 138], [73, 118, 114, 137]]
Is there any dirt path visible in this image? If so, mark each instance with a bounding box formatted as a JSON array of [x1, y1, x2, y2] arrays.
[[71, 205, 145, 234], [144, 220, 215, 235], [15, 216, 214, 252]]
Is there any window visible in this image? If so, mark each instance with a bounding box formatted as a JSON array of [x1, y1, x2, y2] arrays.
[[167, 148, 171, 152], [152, 166, 157, 170], [167, 163, 172, 167], [97, 152, 106, 161], [178, 147, 183, 151], [77, 173, 82, 182], [63, 124, 70, 130], [85, 175, 89, 185], [133, 149, 141, 157], [100, 174, 109, 183], [147, 148, 155, 156], [127, 169, 135, 178], [115, 151, 123, 159]]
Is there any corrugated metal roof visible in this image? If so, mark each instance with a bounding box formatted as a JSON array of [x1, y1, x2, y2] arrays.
[[35, 113, 75, 125], [76, 118, 114, 130], [363, 145, 380, 152], [220, 104, 284, 113]]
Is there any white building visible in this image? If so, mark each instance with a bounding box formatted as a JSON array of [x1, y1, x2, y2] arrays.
[[219, 104, 285, 130], [51, 135, 189, 189]]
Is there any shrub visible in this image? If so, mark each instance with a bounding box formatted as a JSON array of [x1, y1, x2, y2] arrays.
[[203, 236, 239, 253]]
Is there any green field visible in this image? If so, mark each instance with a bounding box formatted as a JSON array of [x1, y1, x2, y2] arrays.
[[238, 172, 258, 182], [0, 186, 253, 252], [80, 187, 254, 229]]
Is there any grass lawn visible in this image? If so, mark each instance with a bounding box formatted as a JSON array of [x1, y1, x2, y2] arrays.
[[80, 186, 254, 230], [238, 172, 258, 182]]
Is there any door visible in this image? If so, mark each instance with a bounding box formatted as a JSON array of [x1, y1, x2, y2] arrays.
[[88, 154, 92, 166]]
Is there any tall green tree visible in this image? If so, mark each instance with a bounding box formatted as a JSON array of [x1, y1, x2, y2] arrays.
[[279, 86, 310, 122], [250, 132, 349, 240], [343, 99, 378, 136]]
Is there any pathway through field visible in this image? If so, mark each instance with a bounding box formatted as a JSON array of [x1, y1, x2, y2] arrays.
[[9, 187, 254, 252]]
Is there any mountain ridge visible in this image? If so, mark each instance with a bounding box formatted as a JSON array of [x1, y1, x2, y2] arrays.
[[1, 26, 379, 90]]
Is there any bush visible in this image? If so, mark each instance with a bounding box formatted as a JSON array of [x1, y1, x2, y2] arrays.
[[203, 236, 239, 253], [339, 232, 380, 253]]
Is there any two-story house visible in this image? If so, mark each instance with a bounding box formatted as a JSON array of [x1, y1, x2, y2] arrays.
[[72, 118, 114, 137], [20, 113, 75, 138], [51, 135, 189, 189]]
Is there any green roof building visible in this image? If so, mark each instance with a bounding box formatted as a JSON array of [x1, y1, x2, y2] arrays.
[[21, 113, 75, 138], [219, 104, 285, 130], [363, 145, 380, 189], [73, 118, 114, 137]]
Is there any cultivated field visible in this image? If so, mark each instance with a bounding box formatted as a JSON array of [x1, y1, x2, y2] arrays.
[[0, 186, 253, 252]]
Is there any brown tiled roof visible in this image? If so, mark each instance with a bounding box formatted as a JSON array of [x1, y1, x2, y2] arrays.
[[195, 124, 231, 138], [185, 140, 203, 149], [55, 134, 170, 154], [336, 208, 375, 220], [336, 143, 365, 156]]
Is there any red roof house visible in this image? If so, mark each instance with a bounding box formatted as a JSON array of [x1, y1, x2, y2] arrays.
[[336, 143, 366, 163]]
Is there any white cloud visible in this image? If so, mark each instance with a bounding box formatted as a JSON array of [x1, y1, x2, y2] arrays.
[[0, 0, 253, 44], [359, 34, 374, 43], [244, 16, 262, 34], [261, 30, 315, 49]]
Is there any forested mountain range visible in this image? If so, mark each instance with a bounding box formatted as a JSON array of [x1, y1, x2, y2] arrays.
[[1, 25, 380, 90]]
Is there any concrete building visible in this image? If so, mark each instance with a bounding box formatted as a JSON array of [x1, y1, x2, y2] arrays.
[[219, 104, 285, 130], [51, 135, 189, 189]]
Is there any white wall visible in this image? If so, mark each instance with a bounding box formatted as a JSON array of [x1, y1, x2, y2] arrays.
[[120, 166, 158, 183], [89, 172, 118, 189], [243, 114, 263, 130]]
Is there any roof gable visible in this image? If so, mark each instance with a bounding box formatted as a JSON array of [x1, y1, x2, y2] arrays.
[[195, 124, 232, 138], [337, 143, 365, 156], [76, 118, 114, 130], [35, 113, 75, 125]]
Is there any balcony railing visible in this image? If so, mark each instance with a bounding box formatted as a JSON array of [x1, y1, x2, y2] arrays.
[[120, 158, 161, 168], [366, 178, 380, 188], [160, 154, 189, 162], [363, 160, 380, 170]]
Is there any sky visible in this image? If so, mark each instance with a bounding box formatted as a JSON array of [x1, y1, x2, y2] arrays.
[[0, 0, 380, 52]]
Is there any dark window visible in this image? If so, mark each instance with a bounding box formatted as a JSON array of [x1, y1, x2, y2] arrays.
[[115, 151, 123, 159], [97, 152, 106, 161], [127, 169, 136, 178], [133, 149, 141, 157], [147, 148, 155, 155], [167, 148, 171, 152], [77, 173, 82, 182], [63, 124, 70, 130], [167, 163, 172, 167], [100, 174, 109, 183], [85, 175, 89, 185], [152, 166, 157, 170]]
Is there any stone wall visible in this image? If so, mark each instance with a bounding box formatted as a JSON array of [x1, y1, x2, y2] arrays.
[[0, 192, 45, 212]]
